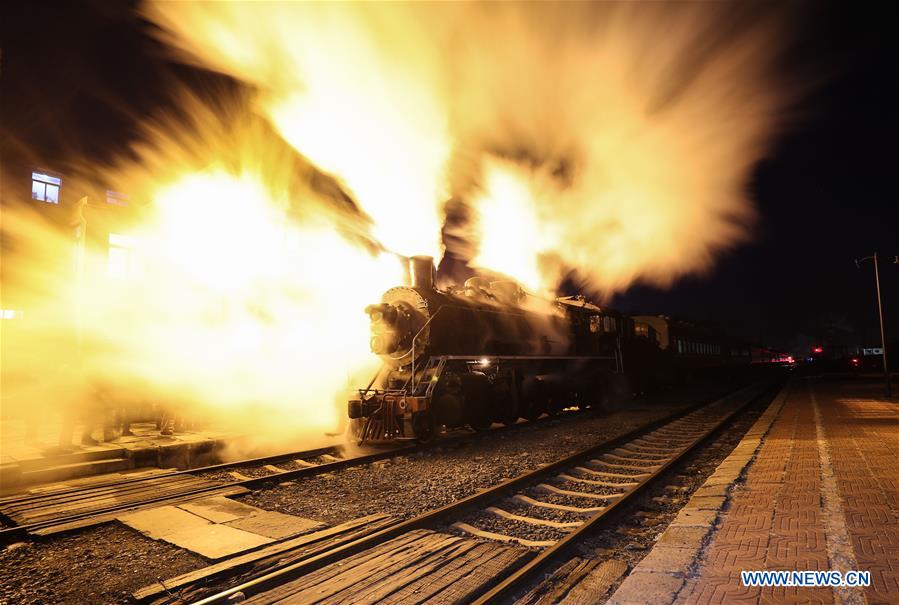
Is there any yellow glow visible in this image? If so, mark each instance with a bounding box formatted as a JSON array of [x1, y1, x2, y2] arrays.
[[144, 3, 789, 296], [471, 160, 548, 293], [3, 3, 791, 454], [3, 161, 403, 446], [145, 2, 450, 260]]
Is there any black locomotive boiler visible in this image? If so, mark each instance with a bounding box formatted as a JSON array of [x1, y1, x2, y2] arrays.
[[347, 256, 626, 444]]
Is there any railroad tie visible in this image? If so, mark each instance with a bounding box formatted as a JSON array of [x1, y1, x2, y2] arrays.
[[576, 466, 648, 480], [589, 458, 657, 471], [536, 483, 621, 500], [512, 494, 604, 513], [613, 446, 669, 459], [601, 453, 663, 465], [451, 522, 557, 548], [558, 472, 640, 488], [486, 506, 582, 529]]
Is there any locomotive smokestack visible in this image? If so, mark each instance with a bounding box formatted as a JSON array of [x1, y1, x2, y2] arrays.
[[409, 255, 435, 290]]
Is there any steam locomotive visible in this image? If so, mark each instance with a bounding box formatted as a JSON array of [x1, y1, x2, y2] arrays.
[[348, 256, 637, 444], [347, 256, 787, 444]]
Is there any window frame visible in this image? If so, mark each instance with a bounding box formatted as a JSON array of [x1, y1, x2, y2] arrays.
[[31, 172, 62, 204]]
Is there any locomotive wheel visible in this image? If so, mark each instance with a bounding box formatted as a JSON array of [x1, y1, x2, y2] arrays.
[[520, 376, 546, 421], [411, 411, 436, 443], [523, 399, 544, 422], [462, 373, 491, 431], [500, 409, 520, 427], [494, 385, 520, 427]]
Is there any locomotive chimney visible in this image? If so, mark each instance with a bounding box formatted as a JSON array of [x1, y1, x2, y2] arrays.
[[409, 255, 435, 290]]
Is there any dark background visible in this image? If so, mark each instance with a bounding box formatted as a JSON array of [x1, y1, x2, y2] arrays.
[[616, 2, 898, 354], [1, 1, 896, 355]]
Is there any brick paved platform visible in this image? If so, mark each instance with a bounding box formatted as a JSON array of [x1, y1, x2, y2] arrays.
[[610, 377, 899, 605]]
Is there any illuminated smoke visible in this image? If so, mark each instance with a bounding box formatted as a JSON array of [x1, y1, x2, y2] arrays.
[[3, 3, 793, 451], [144, 2, 452, 260], [145, 2, 791, 296], [2, 102, 404, 450], [452, 3, 790, 295]]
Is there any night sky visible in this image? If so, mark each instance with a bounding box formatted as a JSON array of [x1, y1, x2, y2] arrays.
[[616, 2, 898, 352], [1, 1, 896, 355]]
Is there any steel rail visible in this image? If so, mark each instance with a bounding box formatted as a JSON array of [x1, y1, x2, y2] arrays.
[[470, 380, 782, 604], [0, 397, 609, 543], [184, 380, 774, 605], [0, 445, 345, 506]]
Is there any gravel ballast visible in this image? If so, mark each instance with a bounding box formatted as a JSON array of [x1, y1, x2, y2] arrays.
[[0, 524, 206, 605], [239, 381, 736, 527], [0, 380, 741, 604]]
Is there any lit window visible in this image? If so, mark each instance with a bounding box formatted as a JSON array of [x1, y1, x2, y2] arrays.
[[31, 172, 61, 204]]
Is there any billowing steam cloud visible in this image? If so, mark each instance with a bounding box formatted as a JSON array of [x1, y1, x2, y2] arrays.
[[2, 101, 404, 452], [145, 2, 792, 296], [2, 3, 794, 454]]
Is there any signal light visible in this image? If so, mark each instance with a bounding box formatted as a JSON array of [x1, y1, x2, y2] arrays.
[[812, 346, 823, 354]]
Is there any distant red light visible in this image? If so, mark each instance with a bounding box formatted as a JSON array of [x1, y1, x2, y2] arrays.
[[787, 356, 795, 364], [812, 346, 823, 354], [850, 357, 860, 365]]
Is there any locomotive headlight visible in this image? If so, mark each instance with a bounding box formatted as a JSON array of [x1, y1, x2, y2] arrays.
[[371, 331, 401, 355], [365, 303, 398, 324]]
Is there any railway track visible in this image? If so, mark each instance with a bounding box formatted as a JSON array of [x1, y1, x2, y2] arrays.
[[140, 378, 780, 605], [0, 403, 600, 543]]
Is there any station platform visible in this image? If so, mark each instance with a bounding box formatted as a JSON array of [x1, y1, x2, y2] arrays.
[[0, 418, 237, 493], [610, 376, 898, 605]]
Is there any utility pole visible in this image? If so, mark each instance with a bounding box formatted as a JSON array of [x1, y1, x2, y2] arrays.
[[855, 253, 897, 398]]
